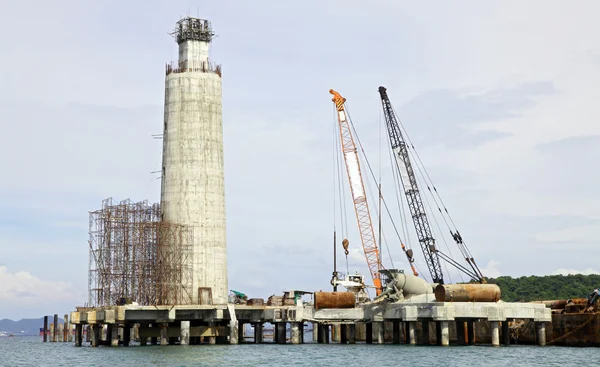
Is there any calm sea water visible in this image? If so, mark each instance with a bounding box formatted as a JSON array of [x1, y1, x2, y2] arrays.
[[0, 336, 592, 367]]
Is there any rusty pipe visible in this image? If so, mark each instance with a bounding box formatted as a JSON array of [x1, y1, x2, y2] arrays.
[[434, 284, 501, 302], [314, 292, 355, 309]]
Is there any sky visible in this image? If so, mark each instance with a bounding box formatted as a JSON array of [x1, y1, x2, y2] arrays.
[[0, 0, 599, 320]]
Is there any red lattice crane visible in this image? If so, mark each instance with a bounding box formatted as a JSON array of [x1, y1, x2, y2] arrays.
[[330, 89, 383, 295]]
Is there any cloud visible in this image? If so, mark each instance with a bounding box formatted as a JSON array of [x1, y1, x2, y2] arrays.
[[481, 260, 502, 279], [552, 268, 600, 276], [0, 266, 80, 305]]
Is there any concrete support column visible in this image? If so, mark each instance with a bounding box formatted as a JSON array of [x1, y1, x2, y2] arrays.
[[253, 323, 263, 343], [537, 323, 547, 346], [421, 321, 430, 345], [238, 323, 244, 344], [276, 323, 287, 344], [393, 322, 400, 344], [160, 323, 169, 346], [376, 322, 385, 344], [208, 323, 216, 345], [456, 320, 465, 346], [90, 324, 100, 347], [123, 324, 131, 347], [53, 314, 58, 342], [180, 321, 190, 346], [85, 325, 90, 343], [75, 324, 83, 347], [340, 324, 347, 344], [366, 323, 373, 344], [348, 324, 356, 344], [229, 319, 239, 345], [299, 322, 304, 344], [435, 322, 442, 346], [408, 322, 416, 345], [502, 321, 510, 345], [319, 324, 330, 344], [489, 321, 499, 346], [312, 322, 318, 342], [440, 321, 449, 346], [111, 325, 119, 347], [467, 320, 475, 345], [291, 323, 302, 344]]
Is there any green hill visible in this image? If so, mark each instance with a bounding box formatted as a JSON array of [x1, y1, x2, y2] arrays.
[[486, 274, 600, 302]]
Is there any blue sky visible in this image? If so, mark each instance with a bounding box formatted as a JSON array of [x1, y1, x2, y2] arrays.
[[1, 0, 599, 320]]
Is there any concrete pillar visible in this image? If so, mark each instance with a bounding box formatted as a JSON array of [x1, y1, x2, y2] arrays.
[[340, 324, 347, 344], [440, 321, 449, 346], [85, 325, 90, 343], [491, 321, 500, 346], [123, 325, 131, 347], [253, 323, 263, 343], [348, 324, 356, 344], [208, 322, 216, 345], [180, 321, 190, 345], [312, 322, 318, 342], [502, 321, 510, 345], [467, 320, 475, 345], [393, 322, 400, 344], [238, 323, 244, 344], [111, 325, 119, 347], [75, 324, 83, 347], [299, 322, 304, 344], [63, 314, 69, 342], [408, 322, 416, 345], [537, 323, 546, 346], [376, 322, 385, 344], [53, 314, 58, 342], [456, 320, 465, 345], [230, 319, 239, 345], [366, 323, 373, 344], [421, 321, 430, 345], [291, 323, 302, 344], [319, 324, 330, 344], [90, 324, 100, 347], [275, 323, 287, 344], [160, 323, 169, 346]]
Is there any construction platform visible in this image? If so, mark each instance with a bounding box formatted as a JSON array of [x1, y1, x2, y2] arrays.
[[69, 300, 552, 347]]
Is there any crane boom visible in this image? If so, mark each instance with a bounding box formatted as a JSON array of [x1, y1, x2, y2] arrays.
[[330, 89, 383, 295], [378, 86, 445, 284]]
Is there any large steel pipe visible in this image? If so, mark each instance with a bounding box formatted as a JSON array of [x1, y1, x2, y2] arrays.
[[434, 284, 501, 302], [314, 292, 356, 309]]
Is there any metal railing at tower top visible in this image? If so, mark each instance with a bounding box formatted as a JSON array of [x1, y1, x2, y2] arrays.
[[165, 60, 222, 77]]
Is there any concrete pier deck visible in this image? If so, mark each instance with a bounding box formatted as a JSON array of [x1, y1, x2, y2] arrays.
[[69, 300, 551, 347]]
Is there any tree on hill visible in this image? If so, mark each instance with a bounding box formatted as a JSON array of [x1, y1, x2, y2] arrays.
[[485, 274, 600, 302]]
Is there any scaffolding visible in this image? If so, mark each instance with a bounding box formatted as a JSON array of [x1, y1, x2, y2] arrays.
[[88, 198, 193, 307]]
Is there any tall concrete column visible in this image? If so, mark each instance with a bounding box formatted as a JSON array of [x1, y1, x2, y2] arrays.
[[408, 322, 416, 345], [376, 322, 385, 344], [502, 321, 510, 345], [456, 320, 465, 345], [348, 324, 356, 344], [537, 323, 547, 346], [90, 325, 100, 347], [491, 322, 500, 346], [180, 321, 190, 345], [276, 323, 287, 344], [111, 325, 119, 347], [312, 322, 318, 342], [439, 321, 449, 346], [229, 319, 239, 345], [161, 17, 227, 306], [160, 323, 169, 346]]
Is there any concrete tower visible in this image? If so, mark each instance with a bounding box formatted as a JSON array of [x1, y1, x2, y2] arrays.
[[161, 17, 227, 305]]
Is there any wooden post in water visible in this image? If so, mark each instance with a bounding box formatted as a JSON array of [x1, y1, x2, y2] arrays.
[[53, 314, 58, 342], [49, 323, 54, 342], [43, 316, 48, 342]]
